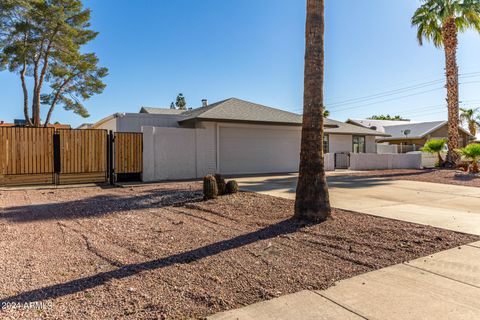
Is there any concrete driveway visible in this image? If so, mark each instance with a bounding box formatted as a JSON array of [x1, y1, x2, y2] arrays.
[[235, 172, 480, 235]]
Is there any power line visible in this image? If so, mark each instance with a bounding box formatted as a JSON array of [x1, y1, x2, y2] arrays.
[[293, 80, 480, 114], [324, 71, 480, 108]]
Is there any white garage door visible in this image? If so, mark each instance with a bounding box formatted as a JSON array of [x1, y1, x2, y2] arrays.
[[219, 126, 301, 175]]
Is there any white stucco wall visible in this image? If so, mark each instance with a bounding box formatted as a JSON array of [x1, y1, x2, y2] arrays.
[[142, 125, 218, 182], [95, 117, 117, 132], [349, 153, 422, 170], [325, 153, 334, 171], [329, 134, 352, 153], [366, 136, 377, 153], [118, 114, 185, 132]]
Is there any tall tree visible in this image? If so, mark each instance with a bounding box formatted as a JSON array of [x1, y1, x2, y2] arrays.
[[459, 107, 480, 136], [412, 0, 480, 166], [294, 0, 331, 222], [175, 93, 186, 110], [368, 115, 409, 121], [0, 0, 107, 127]]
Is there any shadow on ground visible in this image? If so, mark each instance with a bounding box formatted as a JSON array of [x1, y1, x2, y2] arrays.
[[237, 174, 402, 195], [0, 188, 203, 223], [0, 219, 307, 304]]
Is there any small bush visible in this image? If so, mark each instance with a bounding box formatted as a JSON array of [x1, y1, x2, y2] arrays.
[[215, 173, 227, 195], [457, 144, 480, 174], [226, 180, 239, 194], [203, 175, 218, 200]]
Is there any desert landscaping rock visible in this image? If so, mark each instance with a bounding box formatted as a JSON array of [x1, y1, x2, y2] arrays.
[[0, 182, 477, 319]]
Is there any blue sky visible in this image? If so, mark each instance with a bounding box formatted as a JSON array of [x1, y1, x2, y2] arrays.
[[1, 0, 480, 128]]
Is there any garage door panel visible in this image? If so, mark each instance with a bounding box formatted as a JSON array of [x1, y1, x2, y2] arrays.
[[219, 127, 301, 175]]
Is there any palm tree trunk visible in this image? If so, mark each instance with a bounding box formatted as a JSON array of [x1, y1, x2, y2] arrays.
[[443, 17, 460, 166], [294, 0, 331, 222]]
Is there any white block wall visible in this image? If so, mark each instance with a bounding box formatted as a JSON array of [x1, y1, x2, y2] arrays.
[[325, 153, 334, 171], [349, 153, 422, 170], [142, 126, 216, 181]]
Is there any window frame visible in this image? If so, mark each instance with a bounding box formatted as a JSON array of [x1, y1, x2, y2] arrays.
[[323, 134, 329, 154], [352, 135, 366, 153]]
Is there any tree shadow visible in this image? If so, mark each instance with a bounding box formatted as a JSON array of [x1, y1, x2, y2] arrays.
[[236, 174, 395, 195], [0, 188, 203, 223], [0, 218, 309, 304]]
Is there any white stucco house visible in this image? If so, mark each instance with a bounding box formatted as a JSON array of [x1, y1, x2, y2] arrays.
[[91, 98, 392, 180]]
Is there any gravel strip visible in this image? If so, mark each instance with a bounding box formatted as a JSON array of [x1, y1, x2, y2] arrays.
[[0, 182, 477, 319]]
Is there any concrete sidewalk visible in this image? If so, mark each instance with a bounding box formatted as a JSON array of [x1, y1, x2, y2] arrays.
[[209, 241, 480, 320]]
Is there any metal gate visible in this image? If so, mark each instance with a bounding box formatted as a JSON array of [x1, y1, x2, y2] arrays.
[[335, 152, 350, 169]]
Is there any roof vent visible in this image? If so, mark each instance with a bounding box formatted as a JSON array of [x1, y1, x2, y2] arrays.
[[201, 99, 208, 107]]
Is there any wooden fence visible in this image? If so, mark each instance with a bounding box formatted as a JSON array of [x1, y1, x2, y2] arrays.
[[114, 132, 143, 176], [0, 127, 142, 187], [57, 129, 108, 185], [0, 127, 55, 186]]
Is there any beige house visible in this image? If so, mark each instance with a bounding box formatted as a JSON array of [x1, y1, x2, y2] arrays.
[[347, 119, 474, 152], [91, 98, 387, 179]]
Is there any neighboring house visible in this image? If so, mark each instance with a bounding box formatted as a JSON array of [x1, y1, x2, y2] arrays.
[[377, 121, 473, 148], [346, 118, 411, 133], [0, 120, 71, 129], [91, 98, 388, 178], [76, 123, 93, 129]]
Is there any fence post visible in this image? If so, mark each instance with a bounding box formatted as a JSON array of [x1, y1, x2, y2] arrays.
[[53, 132, 61, 185], [108, 131, 115, 185]]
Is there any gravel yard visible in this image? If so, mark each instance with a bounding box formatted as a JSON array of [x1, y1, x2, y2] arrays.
[[343, 168, 480, 188], [0, 183, 477, 319]]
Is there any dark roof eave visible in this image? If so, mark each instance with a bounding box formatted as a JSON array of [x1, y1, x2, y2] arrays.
[[178, 117, 339, 128]]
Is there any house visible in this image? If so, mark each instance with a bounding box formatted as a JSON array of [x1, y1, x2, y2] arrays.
[[348, 118, 475, 151], [376, 121, 473, 149], [346, 118, 411, 133], [0, 120, 71, 129], [91, 98, 390, 179]]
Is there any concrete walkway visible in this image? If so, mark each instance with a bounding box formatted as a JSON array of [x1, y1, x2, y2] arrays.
[[209, 241, 480, 320], [234, 173, 480, 235], [208, 173, 480, 319]]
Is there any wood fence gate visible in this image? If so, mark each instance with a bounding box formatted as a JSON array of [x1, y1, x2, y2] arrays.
[[57, 129, 108, 185], [0, 127, 143, 187], [113, 132, 143, 182]]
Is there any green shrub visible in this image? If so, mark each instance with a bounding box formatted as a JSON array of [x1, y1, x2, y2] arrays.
[[456, 144, 480, 173], [421, 139, 446, 167], [226, 180, 239, 194], [203, 175, 218, 200]]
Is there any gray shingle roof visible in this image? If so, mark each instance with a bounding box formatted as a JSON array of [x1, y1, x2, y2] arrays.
[[347, 119, 411, 133], [179, 98, 307, 125], [140, 107, 186, 115], [178, 98, 385, 136], [380, 121, 446, 140], [326, 119, 390, 136]]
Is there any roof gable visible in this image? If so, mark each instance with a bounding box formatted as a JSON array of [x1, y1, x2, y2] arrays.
[[179, 98, 306, 125], [140, 107, 185, 115]]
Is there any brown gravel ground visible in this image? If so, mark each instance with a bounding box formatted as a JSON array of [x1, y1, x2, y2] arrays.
[[0, 182, 478, 319], [342, 168, 480, 188]]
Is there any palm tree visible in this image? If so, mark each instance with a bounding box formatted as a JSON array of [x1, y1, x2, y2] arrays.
[[457, 143, 480, 173], [294, 0, 331, 222], [412, 0, 480, 166], [460, 107, 480, 136], [421, 138, 447, 167]]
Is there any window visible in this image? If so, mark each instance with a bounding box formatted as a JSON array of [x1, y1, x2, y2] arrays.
[[323, 134, 329, 154], [352, 135, 366, 153]]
